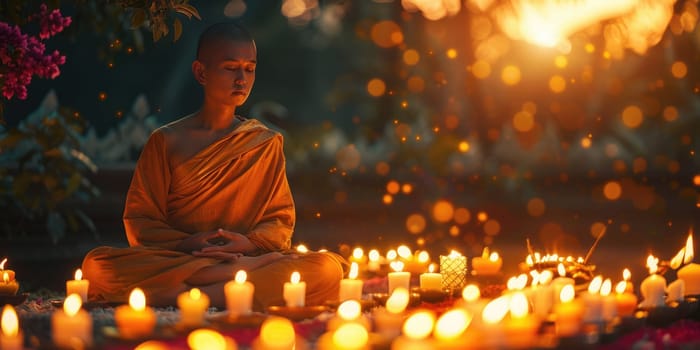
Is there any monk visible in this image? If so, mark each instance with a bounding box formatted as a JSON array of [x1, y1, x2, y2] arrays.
[[82, 22, 346, 309]]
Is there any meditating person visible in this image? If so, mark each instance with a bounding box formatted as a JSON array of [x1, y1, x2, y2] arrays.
[[82, 22, 346, 309]]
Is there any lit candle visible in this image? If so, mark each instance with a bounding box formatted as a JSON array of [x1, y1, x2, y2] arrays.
[[419, 264, 442, 291], [187, 328, 236, 350], [373, 287, 409, 340], [457, 284, 486, 328], [404, 250, 430, 275], [477, 296, 509, 349], [114, 288, 157, 339], [440, 250, 467, 290], [391, 310, 436, 350], [600, 278, 617, 322], [667, 279, 685, 303], [531, 270, 554, 319], [318, 322, 370, 350], [387, 261, 411, 294], [327, 300, 370, 331], [252, 316, 306, 350], [581, 276, 604, 324], [677, 232, 700, 295], [614, 281, 638, 317], [1, 305, 22, 350], [433, 308, 472, 348], [284, 271, 306, 307], [504, 292, 539, 348], [225, 270, 254, 318], [349, 247, 367, 265], [0, 272, 19, 296], [471, 247, 502, 276], [0, 259, 16, 283], [52, 293, 93, 348], [177, 288, 210, 327], [553, 284, 583, 337], [339, 262, 363, 302], [367, 249, 381, 272], [551, 263, 575, 305], [622, 268, 634, 293], [66, 268, 89, 302], [640, 255, 667, 308]]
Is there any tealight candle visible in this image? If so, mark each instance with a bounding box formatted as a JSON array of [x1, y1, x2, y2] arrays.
[[419, 264, 442, 291], [177, 288, 210, 327], [440, 250, 467, 290], [391, 310, 436, 350], [66, 268, 89, 302], [504, 292, 539, 349], [339, 262, 363, 302], [114, 288, 157, 339], [640, 255, 667, 308], [0, 259, 15, 283], [471, 247, 502, 276], [317, 321, 369, 350], [622, 268, 634, 293], [477, 296, 509, 349], [252, 316, 307, 350], [52, 294, 93, 348], [0, 272, 19, 296], [349, 247, 367, 265], [581, 276, 604, 324], [225, 270, 254, 318], [614, 281, 638, 317], [667, 279, 685, 303], [553, 284, 583, 337], [432, 308, 472, 348], [387, 261, 411, 294], [600, 279, 617, 322], [531, 270, 554, 319], [676, 232, 700, 295], [284, 271, 306, 307], [327, 300, 370, 331], [187, 328, 236, 350], [373, 287, 409, 340], [1, 305, 22, 350]]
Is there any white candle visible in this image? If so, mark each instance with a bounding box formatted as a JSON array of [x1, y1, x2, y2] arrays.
[[640, 255, 667, 308], [676, 231, 700, 295], [581, 276, 604, 323], [327, 300, 370, 331], [66, 268, 89, 302], [284, 271, 306, 307], [419, 264, 442, 291], [553, 284, 583, 337], [225, 270, 255, 317], [471, 247, 503, 276], [52, 294, 93, 348], [532, 270, 554, 319], [551, 263, 575, 305], [600, 279, 617, 322], [667, 279, 685, 303], [114, 288, 157, 339], [339, 262, 364, 302], [177, 288, 210, 327], [318, 322, 370, 350], [387, 261, 411, 294], [1, 305, 22, 350], [373, 287, 409, 340], [504, 292, 539, 349], [440, 250, 467, 290]]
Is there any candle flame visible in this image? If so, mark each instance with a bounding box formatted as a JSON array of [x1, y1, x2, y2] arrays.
[[539, 270, 554, 284], [434, 309, 472, 340], [615, 281, 627, 295], [417, 250, 430, 263], [390, 260, 405, 272], [290, 271, 301, 284], [428, 263, 436, 273], [557, 263, 566, 277], [600, 279, 612, 297], [0, 258, 6, 270], [449, 250, 462, 258], [260, 317, 295, 348], [189, 288, 201, 300], [509, 292, 529, 319], [332, 323, 368, 348], [397, 245, 412, 259], [386, 249, 397, 260], [337, 300, 362, 320], [482, 247, 490, 258], [352, 247, 364, 259], [348, 262, 359, 280], [560, 284, 575, 303], [529, 270, 540, 287], [588, 275, 603, 294], [507, 274, 528, 290], [462, 284, 481, 302], [296, 244, 309, 253], [386, 287, 410, 313], [1, 305, 18, 337], [369, 249, 380, 262], [685, 231, 694, 264], [623, 268, 631, 281], [489, 252, 500, 262], [64, 293, 82, 317], [129, 288, 147, 311], [187, 329, 227, 350], [235, 270, 247, 284], [403, 310, 435, 340], [482, 296, 510, 324], [75, 268, 83, 281], [646, 255, 659, 274], [526, 254, 534, 266], [3, 272, 7, 284], [671, 248, 685, 270]]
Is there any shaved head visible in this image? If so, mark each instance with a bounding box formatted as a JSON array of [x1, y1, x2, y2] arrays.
[[196, 22, 255, 62]]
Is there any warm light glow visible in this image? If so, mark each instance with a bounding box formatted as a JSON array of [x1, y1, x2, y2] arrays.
[[482, 296, 510, 324], [600, 279, 612, 297], [623, 268, 631, 281], [603, 181, 622, 200], [646, 255, 659, 274], [337, 300, 362, 321], [449, 250, 462, 258], [588, 276, 603, 294], [3, 272, 7, 283], [462, 284, 481, 302], [615, 281, 627, 294], [671, 247, 686, 270], [403, 310, 435, 340], [560, 284, 575, 303], [129, 288, 147, 311], [390, 261, 405, 272], [369, 249, 380, 262], [386, 250, 398, 261], [260, 317, 295, 348], [509, 292, 529, 318], [539, 270, 554, 284], [235, 270, 247, 284], [433, 200, 455, 223], [290, 271, 301, 284], [622, 105, 643, 128], [367, 78, 386, 97], [489, 252, 500, 262], [187, 329, 228, 350], [397, 245, 412, 259], [458, 141, 470, 153], [508, 274, 528, 290], [332, 323, 368, 349], [557, 263, 566, 277], [64, 293, 82, 317], [434, 309, 472, 340], [296, 244, 309, 253], [347, 262, 359, 280], [386, 287, 410, 313], [74, 269, 83, 281], [685, 231, 694, 264], [189, 288, 202, 301], [417, 251, 430, 263], [428, 264, 436, 273], [1, 305, 18, 337], [501, 65, 521, 85], [0, 258, 6, 270], [135, 341, 170, 350], [403, 49, 420, 65], [352, 247, 364, 260]]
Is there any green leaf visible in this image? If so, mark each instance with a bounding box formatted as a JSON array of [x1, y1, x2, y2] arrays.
[[173, 3, 201, 20], [173, 18, 182, 42], [65, 172, 81, 196], [131, 8, 147, 28]]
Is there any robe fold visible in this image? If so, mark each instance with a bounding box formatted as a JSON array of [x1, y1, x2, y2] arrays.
[[83, 118, 345, 307]]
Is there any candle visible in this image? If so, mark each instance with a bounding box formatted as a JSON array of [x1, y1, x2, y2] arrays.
[[531, 270, 554, 319], [283, 271, 306, 307], [640, 255, 667, 308], [187, 329, 236, 350], [373, 287, 409, 340], [404, 249, 431, 274], [0, 259, 15, 283], [0, 272, 19, 296], [471, 247, 502, 276], [432, 308, 472, 349], [327, 300, 370, 331], [52, 293, 93, 348], [114, 288, 157, 339], [581, 276, 604, 324], [676, 231, 700, 295], [339, 262, 364, 302], [600, 279, 617, 322], [553, 284, 583, 337], [667, 279, 685, 303], [367, 249, 381, 272], [318, 322, 370, 350], [622, 268, 634, 293], [66, 268, 89, 302], [1, 305, 22, 350], [252, 316, 307, 350], [177, 288, 210, 327], [440, 250, 467, 290], [478, 296, 509, 349], [225, 270, 254, 318], [419, 264, 442, 291], [504, 292, 539, 349], [391, 310, 436, 350], [551, 263, 575, 305], [456, 284, 486, 328], [615, 281, 638, 317], [387, 261, 411, 294], [349, 247, 367, 265]]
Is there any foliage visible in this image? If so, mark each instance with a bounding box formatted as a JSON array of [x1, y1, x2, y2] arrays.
[[0, 92, 100, 243]]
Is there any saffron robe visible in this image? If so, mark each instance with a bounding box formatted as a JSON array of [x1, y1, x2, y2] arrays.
[[82, 118, 344, 308]]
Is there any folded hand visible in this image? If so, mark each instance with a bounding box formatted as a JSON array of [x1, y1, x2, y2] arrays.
[[198, 229, 257, 254]]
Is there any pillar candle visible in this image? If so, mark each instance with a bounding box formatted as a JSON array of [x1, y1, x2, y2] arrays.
[[553, 285, 583, 337], [551, 263, 575, 305], [318, 322, 370, 350], [52, 294, 93, 348], [504, 292, 539, 349], [532, 270, 554, 319], [252, 316, 307, 350], [667, 279, 685, 303], [387, 261, 411, 294], [600, 279, 617, 322], [678, 263, 700, 296], [373, 288, 409, 340], [477, 296, 509, 349], [177, 288, 210, 327], [614, 281, 638, 317], [284, 271, 306, 307], [114, 288, 157, 339], [440, 250, 467, 290], [471, 247, 502, 276], [339, 262, 363, 302], [390, 310, 436, 350], [225, 270, 254, 317], [581, 276, 604, 323], [0, 259, 16, 282], [419, 264, 442, 291], [66, 268, 89, 302], [1, 305, 22, 350], [327, 300, 371, 331], [640, 255, 667, 308], [0, 272, 18, 296]]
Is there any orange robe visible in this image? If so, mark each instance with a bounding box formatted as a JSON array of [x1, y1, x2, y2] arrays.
[[82, 118, 345, 308]]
